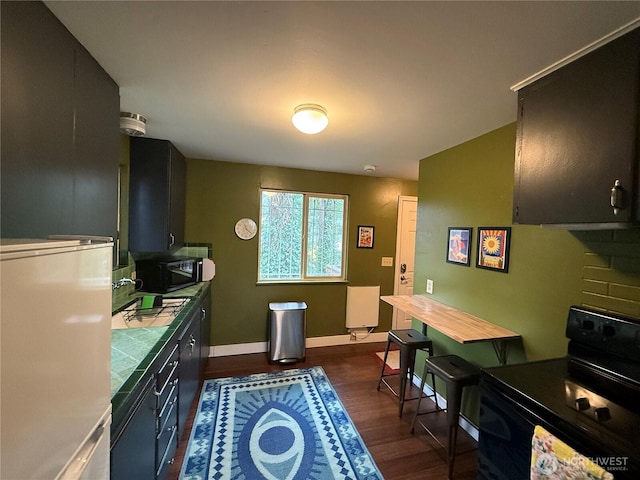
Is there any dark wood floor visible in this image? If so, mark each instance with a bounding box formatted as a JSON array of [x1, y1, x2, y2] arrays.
[[169, 342, 478, 479]]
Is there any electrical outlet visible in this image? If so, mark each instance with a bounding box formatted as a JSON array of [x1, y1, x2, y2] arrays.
[[426, 279, 434, 294], [381, 257, 393, 267]]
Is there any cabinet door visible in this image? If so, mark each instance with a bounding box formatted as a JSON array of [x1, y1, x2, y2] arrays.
[[168, 143, 186, 249], [129, 138, 186, 252], [1, 2, 119, 242], [513, 29, 640, 225], [1, 2, 75, 237], [200, 291, 211, 370], [178, 315, 201, 439], [111, 378, 157, 480], [73, 46, 120, 241]]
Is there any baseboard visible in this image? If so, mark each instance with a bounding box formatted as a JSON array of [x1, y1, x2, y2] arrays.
[[208, 331, 388, 358], [411, 374, 479, 441], [307, 331, 388, 347]]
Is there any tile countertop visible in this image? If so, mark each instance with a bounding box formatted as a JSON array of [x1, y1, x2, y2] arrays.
[[110, 283, 209, 428]]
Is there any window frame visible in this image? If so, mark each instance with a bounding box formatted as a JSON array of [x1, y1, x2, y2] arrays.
[[258, 188, 349, 284]]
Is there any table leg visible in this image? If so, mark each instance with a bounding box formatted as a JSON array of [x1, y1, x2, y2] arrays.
[[492, 340, 508, 365], [420, 323, 428, 336]]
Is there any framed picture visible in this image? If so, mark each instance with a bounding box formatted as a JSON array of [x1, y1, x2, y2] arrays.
[[446, 227, 472, 266], [357, 225, 374, 248], [476, 227, 511, 273]]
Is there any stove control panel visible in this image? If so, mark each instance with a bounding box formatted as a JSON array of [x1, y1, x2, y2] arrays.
[[565, 379, 636, 443], [566, 306, 640, 361]]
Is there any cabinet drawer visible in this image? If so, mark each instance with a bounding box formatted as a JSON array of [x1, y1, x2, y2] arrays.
[[157, 385, 178, 434], [157, 372, 178, 412], [156, 420, 178, 479], [156, 399, 177, 458], [155, 344, 179, 406]]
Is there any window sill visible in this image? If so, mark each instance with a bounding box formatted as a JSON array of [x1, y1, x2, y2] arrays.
[[256, 280, 348, 286]]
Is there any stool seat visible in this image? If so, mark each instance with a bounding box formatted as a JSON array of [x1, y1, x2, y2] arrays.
[[425, 355, 480, 386], [411, 354, 480, 479], [377, 329, 435, 417], [388, 329, 432, 348]]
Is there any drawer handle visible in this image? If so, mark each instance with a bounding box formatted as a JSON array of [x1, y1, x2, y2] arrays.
[[167, 458, 175, 466], [167, 424, 177, 433]]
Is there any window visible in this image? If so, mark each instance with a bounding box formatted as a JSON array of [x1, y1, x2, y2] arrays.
[[259, 189, 348, 282]]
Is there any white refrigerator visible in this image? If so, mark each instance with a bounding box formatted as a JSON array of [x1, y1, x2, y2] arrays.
[[1, 238, 113, 479]]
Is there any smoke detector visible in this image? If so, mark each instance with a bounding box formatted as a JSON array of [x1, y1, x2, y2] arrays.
[[119, 112, 147, 136], [363, 164, 376, 173]]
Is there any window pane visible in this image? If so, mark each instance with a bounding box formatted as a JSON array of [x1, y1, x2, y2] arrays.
[[306, 196, 344, 277], [259, 191, 303, 280]]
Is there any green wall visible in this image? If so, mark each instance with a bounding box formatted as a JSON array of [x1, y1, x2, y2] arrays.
[[184, 159, 417, 346], [417, 123, 580, 364], [415, 123, 640, 422]]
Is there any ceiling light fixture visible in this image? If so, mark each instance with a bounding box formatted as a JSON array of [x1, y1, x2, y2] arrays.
[[291, 104, 328, 134], [119, 112, 147, 136]]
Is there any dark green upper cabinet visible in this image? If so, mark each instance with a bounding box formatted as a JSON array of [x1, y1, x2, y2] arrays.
[[513, 27, 640, 227], [129, 137, 186, 253], [0, 1, 119, 242]]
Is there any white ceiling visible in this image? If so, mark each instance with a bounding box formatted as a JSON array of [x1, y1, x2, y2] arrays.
[[45, 1, 640, 180]]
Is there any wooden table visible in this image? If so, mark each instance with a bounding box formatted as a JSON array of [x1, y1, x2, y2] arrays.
[[380, 295, 520, 365]]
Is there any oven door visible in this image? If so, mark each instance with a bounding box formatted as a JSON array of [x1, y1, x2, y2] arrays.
[[478, 372, 637, 480], [478, 378, 538, 479]]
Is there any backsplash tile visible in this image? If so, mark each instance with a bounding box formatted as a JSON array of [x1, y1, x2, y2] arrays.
[[577, 230, 640, 318], [112, 255, 136, 312], [176, 243, 212, 259]]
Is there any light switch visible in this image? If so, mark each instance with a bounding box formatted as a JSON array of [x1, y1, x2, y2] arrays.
[[381, 257, 393, 267]]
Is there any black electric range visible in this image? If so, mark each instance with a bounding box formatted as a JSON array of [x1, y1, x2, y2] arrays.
[[477, 306, 640, 479]]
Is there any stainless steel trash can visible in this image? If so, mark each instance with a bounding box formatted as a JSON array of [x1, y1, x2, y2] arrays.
[[269, 302, 307, 364]]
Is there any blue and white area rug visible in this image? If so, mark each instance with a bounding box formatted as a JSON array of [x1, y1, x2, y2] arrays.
[[179, 366, 383, 480]]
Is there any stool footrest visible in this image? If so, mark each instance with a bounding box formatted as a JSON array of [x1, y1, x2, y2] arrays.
[[411, 416, 446, 450], [379, 377, 436, 403]]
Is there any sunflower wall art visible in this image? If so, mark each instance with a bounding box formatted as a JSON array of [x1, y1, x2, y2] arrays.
[[476, 227, 511, 273]]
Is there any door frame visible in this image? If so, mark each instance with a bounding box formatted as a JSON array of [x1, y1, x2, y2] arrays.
[[392, 195, 418, 330]]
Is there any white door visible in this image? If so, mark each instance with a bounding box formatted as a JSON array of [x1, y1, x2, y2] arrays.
[[392, 196, 418, 330]]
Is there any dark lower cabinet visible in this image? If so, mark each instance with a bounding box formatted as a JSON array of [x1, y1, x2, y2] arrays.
[[155, 345, 180, 480], [111, 377, 157, 480], [111, 287, 209, 479], [200, 291, 212, 371], [178, 313, 201, 440]]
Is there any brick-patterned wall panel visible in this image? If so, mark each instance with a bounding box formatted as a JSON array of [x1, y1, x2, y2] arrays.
[[579, 229, 640, 318]]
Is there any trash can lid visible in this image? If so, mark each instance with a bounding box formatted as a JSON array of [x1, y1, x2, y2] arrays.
[[269, 302, 307, 310]]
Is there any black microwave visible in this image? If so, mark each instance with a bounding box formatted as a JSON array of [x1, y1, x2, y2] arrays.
[[135, 256, 203, 293]]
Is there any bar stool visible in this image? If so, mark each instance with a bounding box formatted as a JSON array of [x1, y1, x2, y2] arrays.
[[376, 329, 436, 417], [411, 354, 480, 479]]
